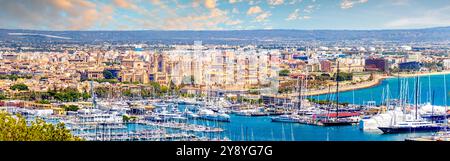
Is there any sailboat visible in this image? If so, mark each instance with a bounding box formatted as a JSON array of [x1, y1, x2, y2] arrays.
[[271, 75, 313, 124], [405, 74, 450, 140], [359, 81, 412, 131], [378, 76, 446, 134], [320, 61, 360, 126]]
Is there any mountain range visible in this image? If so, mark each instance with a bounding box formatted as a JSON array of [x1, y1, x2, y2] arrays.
[[1, 27, 450, 45]]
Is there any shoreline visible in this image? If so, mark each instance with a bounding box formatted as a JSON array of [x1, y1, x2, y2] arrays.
[[303, 70, 450, 96], [386, 70, 450, 78]]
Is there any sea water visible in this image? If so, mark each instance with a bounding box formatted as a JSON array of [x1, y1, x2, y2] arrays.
[[311, 74, 450, 106], [97, 74, 450, 141], [183, 74, 450, 141]]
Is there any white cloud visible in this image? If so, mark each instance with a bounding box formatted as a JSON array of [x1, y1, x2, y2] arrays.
[[267, 0, 284, 6], [249, 0, 262, 5], [303, 5, 316, 13], [340, 0, 368, 9], [204, 0, 217, 9], [286, 9, 300, 21], [285, 8, 311, 21], [288, 0, 302, 5], [247, 6, 263, 15], [226, 19, 243, 25], [255, 11, 271, 22], [229, 0, 243, 4]]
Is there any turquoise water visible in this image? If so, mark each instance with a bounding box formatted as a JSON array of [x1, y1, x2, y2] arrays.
[[183, 74, 450, 141], [206, 115, 430, 141], [311, 74, 450, 106], [182, 112, 431, 141]]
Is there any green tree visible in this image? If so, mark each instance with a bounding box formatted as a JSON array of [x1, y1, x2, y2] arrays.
[[316, 73, 331, 81], [248, 87, 261, 95], [63, 105, 79, 111], [333, 72, 353, 81], [8, 74, 18, 81], [190, 75, 195, 85], [0, 74, 32, 81], [35, 100, 51, 104], [160, 85, 169, 94], [122, 89, 132, 97], [82, 92, 91, 100], [368, 73, 374, 81], [122, 115, 137, 122], [89, 78, 118, 84], [150, 82, 161, 90], [278, 69, 290, 77], [10, 83, 29, 91], [53, 88, 82, 102], [0, 112, 82, 141], [103, 70, 115, 79], [0, 93, 6, 100], [140, 88, 152, 98], [94, 87, 109, 98]]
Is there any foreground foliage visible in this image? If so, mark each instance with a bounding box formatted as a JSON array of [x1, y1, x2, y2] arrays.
[[0, 112, 82, 141]]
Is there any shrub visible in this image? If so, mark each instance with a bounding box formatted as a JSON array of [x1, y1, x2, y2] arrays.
[[10, 84, 29, 91], [0, 112, 82, 141]]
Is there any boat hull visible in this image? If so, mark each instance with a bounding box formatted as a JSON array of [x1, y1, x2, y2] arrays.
[[198, 116, 230, 122], [321, 121, 358, 126], [378, 126, 444, 134], [271, 119, 299, 123]]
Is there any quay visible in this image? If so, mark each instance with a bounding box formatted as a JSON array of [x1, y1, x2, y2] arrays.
[[405, 131, 450, 141], [76, 131, 197, 141], [137, 120, 224, 133]]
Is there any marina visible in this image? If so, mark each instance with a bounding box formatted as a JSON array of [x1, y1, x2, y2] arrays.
[[1, 73, 450, 141]]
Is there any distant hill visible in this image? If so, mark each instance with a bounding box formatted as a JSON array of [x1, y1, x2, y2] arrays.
[[1, 27, 450, 45]]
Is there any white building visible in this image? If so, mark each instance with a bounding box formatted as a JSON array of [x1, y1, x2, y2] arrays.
[[443, 59, 450, 70]]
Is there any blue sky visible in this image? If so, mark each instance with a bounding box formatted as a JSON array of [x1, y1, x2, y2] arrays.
[[0, 0, 449, 30]]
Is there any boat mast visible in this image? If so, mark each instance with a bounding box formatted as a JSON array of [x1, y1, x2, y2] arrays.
[[387, 84, 390, 110], [352, 90, 355, 105], [415, 76, 418, 120], [336, 61, 340, 118], [90, 80, 97, 109], [444, 74, 448, 127], [297, 76, 302, 110], [432, 90, 435, 123], [428, 75, 432, 103], [398, 72, 400, 100], [381, 88, 385, 106], [327, 85, 331, 106]]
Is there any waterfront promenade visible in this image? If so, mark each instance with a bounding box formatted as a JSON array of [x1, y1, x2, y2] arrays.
[[304, 76, 386, 96]]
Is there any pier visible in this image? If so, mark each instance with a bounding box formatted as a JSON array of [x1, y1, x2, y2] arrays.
[[74, 130, 197, 141], [137, 120, 224, 133]]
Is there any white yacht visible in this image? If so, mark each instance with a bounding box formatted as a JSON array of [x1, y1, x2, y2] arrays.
[[378, 119, 444, 134], [271, 114, 301, 123], [198, 108, 230, 122], [359, 108, 412, 132]]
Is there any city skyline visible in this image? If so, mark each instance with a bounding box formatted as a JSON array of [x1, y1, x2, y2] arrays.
[[1, 0, 450, 31]]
